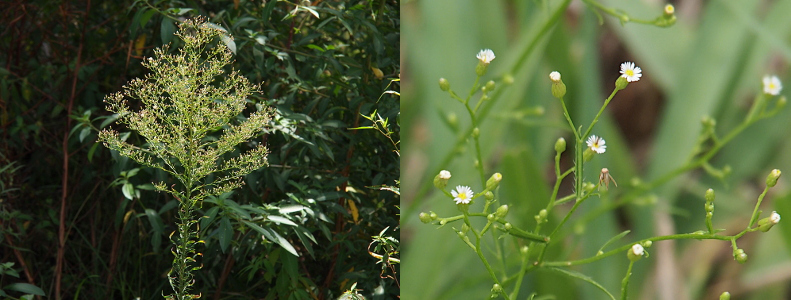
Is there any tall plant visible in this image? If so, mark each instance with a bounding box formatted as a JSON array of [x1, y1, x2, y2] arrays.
[[98, 18, 270, 299]]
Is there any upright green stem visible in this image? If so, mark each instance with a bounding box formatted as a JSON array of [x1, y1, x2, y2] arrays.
[[620, 261, 635, 300], [748, 185, 770, 228]]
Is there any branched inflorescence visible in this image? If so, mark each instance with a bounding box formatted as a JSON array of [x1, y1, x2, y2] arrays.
[[99, 17, 271, 300]]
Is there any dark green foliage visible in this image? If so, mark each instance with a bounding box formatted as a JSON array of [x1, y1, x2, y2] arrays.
[[0, 0, 399, 299]]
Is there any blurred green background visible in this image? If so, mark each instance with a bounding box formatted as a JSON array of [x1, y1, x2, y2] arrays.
[[401, 0, 791, 299]]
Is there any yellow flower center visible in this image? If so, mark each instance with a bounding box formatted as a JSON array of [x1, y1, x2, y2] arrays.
[[625, 70, 634, 77]]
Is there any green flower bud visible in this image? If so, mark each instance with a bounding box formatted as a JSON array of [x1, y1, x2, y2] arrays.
[[495, 204, 509, 219], [439, 219, 447, 226], [627, 244, 644, 262], [447, 112, 459, 131], [487, 214, 496, 222], [719, 292, 730, 300], [535, 209, 548, 224], [476, 63, 488, 76], [419, 212, 432, 224], [555, 137, 566, 154], [472, 127, 480, 138], [461, 223, 470, 234], [430, 212, 438, 220], [705, 188, 715, 203], [701, 115, 717, 128], [734, 249, 748, 264], [549, 71, 567, 99], [433, 170, 452, 190], [486, 172, 503, 191], [484, 191, 494, 201], [504, 222, 512, 231], [776, 96, 787, 110], [439, 78, 450, 92], [583, 148, 595, 162], [615, 76, 629, 91], [705, 203, 714, 213], [520, 245, 529, 256], [491, 283, 503, 294], [485, 80, 496, 92], [757, 211, 781, 232], [583, 182, 596, 193], [503, 74, 514, 85], [766, 169, 781, 187], [642, 240, 652, 249]]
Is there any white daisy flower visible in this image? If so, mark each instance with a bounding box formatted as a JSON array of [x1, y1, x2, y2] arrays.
[[476, 49, 496, 65], [451, 185, 474, 204], [620, 62, 642, 82], [763, 75, 782, 95], [586, 135, 607, 154]]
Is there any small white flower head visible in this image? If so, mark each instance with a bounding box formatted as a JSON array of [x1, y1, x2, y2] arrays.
[[451, 185, 474, 204], [620, 62, 642, 82], [586, 135, 607, 154], [631, 244, 644, 256], [627, 243, 645, 261], [664, 4, 675, 15], [771, 211, 781, 224], [763, 75, 782, 95], [549, 71, 561, 82], [477, 49, 496, 65], [439, 170, 452, 180]]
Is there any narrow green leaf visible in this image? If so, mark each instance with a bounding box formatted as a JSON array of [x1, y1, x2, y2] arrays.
[[294, 227, 315, 258], [241, 220, 299, 257], [548, 267, 616, 300], [144, 208, 164, 234], [219, 217, 232, 253], [140, 9, 157, 28], [598, 230, 631, 254], [4, 283, 46, 296], [267, 215, 297, 226]]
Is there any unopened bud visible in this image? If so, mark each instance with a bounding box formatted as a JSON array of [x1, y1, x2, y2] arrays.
[[484, 191, 494, 201], [719, 292, 730, 300], [434, 170, 452, 190], [555, 137, 566, 153], [705, 188, 715, 203], [734, 249, 748, 264], [520, 245, 529, 255], [583, 148, 595, 162], [758, 211, 781, 232], [503, 74, 514, 85], [439, 78, 450, 92], [766, 169, 781, 187], [495, 205, 509, 218], [486, 173, 503, 190], [419, 212, 432, 223], [485, 80, 496, 92]]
